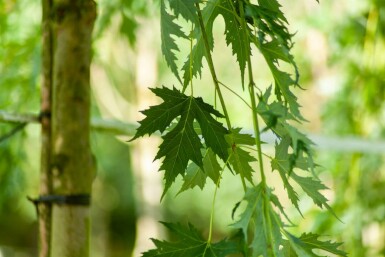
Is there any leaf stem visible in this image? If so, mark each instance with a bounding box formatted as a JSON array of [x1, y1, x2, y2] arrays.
[[194, 3, 231, 131], [195, 3, 248, 191], [189, 23, 194, 95], [238, 3, 278, 256], [237, 1, 266, 184], [207, 156, 229, 244]]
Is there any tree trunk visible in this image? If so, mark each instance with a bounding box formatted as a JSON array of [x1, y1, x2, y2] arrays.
[[49, 1, 96, 256], [38, 0, 54, 256]]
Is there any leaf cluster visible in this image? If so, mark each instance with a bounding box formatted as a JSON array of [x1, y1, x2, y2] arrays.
[[132, 0, 347, 256]]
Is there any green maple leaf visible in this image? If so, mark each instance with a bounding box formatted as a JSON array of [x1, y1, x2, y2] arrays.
[[226, 128, 256, 183], [271, 136, 335, 217], [230, 127, 256, 146], [290, 172, 337, 218], [131, 87, 228, 195], [182, 0, 217, 87], [165, 0, 249, 88], [245, 1, 302, 118], [282, 123, 314, 154], [220, 0, 248, 87], [160, 0, 187, 84], [142, 222, 239, 257], [257, 0, 288, 24], [169, 0, 199, 23], [271, 137, 301, 213], [266, 62, 301, 118], [258, 87, 315, 175], [232, 184, 284, 257], [179, 148, 221, 193], [182, 0, 249, 88], [285, 232, 347, 257]]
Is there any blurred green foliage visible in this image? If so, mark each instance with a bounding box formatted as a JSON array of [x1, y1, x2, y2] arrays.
[[311, 1, 385, 256], [0, 0, 41, 254]]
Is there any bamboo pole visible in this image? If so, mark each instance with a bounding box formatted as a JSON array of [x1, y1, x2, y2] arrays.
[[38, 0, 54, 256], [49, 1, 96, 256]]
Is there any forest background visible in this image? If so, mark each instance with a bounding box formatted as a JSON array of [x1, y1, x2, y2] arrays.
[[0, 0, 384, 256]]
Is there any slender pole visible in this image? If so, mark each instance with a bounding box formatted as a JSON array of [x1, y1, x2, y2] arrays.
[[49, 1, 97, 256], [39, 0, 54, 256]]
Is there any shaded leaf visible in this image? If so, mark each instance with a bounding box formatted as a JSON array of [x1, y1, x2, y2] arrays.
[[142, 222, 239, 257], [220, 0, 248, 87], [226, 129, 256, 183], [179, 148, 221, 193], [169, 0, 199, 22], [182, 0, 217, 87], [161, 0, 187, 84], [131, 87, 228, 195]]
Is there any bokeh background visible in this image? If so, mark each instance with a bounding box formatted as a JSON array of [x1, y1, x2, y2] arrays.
[[0, 0, 384, 256]]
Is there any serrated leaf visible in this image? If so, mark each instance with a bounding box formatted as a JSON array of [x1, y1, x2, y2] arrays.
[[194, 97, 229, 161], [286, 232, 347, 257], [142, 222, 239, 257], [226, 130, 256, 183], [161, 0, 187, 84], [131, 87, 228, 196], [182, 0, 217, 87], [290, 172, 337, 218], [258, 87, 315, 175], [267, 62, 301, 118], [246, 1, 302, 119], [179, 0, 249, 88], [232, 185, 284, 257], [180, 161, 207, 192], [230, 127, 256, 146], [257, 0, 288, 24], [270, 191, 294, 225], [156, 107, 204, 194], [260, 40, 291, 63], [131, 87, 187, 140], [219, 0, 248, 88], [228, 147, 255, 183], [282, 124, 314, 154], [169, 0, 199, 22], [271, 137, 301, 213], [179, 148, 221, 193]]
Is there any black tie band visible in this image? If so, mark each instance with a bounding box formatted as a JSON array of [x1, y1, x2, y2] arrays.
[[28, 194, 91, 206]]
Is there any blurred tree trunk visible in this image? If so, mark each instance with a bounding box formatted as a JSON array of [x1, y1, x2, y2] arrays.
[[39, 1, 97, 256], [38, 1, 54, 257]]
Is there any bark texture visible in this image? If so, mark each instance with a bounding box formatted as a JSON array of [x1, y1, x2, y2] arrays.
[[39, 0, 54, 256], [50, 1, 96, 256]]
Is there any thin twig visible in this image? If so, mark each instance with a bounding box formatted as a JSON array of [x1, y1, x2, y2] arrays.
[[0, 123, 27, 143]]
